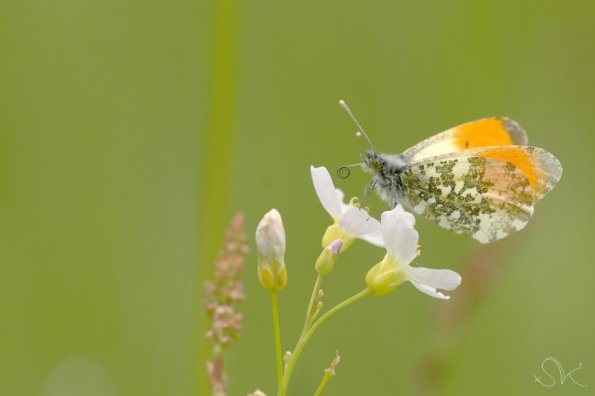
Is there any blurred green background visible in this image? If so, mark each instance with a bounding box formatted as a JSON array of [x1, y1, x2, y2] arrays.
[[1, 0, 594, 395]]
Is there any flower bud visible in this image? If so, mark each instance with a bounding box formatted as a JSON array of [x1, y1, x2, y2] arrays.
[[315, 239, 343, 276], [255, 209, 287, 291]]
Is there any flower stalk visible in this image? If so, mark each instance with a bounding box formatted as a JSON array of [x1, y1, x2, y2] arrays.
[[280, 288, 373, 396], [314, 351, 341, 396], [300, 274, 323, 339], [270, 291, 283, 394]]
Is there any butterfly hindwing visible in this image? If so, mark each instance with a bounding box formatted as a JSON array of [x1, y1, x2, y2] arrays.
[[397, 146, 561, 243]]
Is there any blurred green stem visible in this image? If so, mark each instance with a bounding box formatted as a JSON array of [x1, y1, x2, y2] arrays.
[[200, 0, 239, 393], [280, 287, 372, 396], [271, 291, 284, 394]]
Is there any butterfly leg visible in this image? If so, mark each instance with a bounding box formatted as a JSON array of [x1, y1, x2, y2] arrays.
[[360, 180, 377, 209]]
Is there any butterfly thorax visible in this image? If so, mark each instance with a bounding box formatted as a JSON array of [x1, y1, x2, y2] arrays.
[[361, 149, 407, 208]]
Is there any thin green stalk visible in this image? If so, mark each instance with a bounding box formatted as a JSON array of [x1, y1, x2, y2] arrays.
[[271, 291, 284, 394], [300, 274, 322, 338], [313, 370, 332, 396], [280, 288, 372, 395]]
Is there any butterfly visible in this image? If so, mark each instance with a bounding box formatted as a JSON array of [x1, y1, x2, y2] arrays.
[[339, 100, 563, 244]]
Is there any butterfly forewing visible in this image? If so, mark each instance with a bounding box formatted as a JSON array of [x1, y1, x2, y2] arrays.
[[400, 117, 529, 163], [462, 146, 562, 201]]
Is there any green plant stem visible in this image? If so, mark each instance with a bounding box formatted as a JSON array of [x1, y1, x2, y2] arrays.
[[200, 0, 239, 393], [300, 274, 322, 338], [313, 369, 333, 396], [279, 288, 372, 395], [271, 291, 284, 394]]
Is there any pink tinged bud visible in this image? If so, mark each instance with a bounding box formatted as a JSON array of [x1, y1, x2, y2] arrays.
[[256, 209, 288, 291], [315, 239, 343, 276], [328, 239, 344, 254]]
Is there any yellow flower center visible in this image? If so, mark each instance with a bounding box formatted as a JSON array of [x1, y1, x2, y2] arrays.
[[321, 223, 354, 251]]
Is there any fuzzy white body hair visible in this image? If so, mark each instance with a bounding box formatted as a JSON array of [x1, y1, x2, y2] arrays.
[[360, 150, 408, 208]]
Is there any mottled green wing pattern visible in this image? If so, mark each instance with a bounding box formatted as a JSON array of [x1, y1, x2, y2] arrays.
[[399, 155, 536, 243]]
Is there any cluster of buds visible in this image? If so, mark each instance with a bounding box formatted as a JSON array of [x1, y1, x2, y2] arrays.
[[203, 213, 248, 348], [203, 213, 249, 394]]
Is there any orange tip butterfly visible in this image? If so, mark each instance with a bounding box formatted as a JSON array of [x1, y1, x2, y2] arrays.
[[338, 100, 562, 244]]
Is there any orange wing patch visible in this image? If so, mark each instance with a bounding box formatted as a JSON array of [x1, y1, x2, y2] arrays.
[[471, 146, 562, 200], [453, 117, 527, 150], [401, 117, 529, 163], [480, 147, 539, 192]]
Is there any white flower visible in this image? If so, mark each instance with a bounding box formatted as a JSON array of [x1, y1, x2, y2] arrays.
[[255, 209, 287, 291], [365, 205, 461, 299], [310, 166, 383, 250]]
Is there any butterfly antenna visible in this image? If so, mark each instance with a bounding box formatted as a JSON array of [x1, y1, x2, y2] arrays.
[[336, 162, 363, 179], [339, 99, 376, 151]]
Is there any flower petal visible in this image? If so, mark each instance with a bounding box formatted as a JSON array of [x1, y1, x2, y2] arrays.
[[339, 207, 381, 237], [359, 230, 384, 247], [311, 166, 343, 218], [335, 188, 349, 214], [255, 209, 286, 260], [406, 267, 462, 291], [410, 281, 450, 300], [380, 205, 418, 264]]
